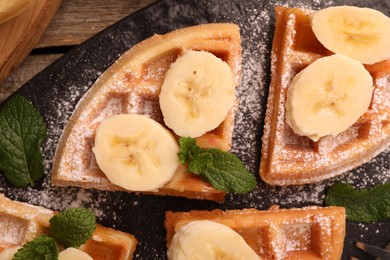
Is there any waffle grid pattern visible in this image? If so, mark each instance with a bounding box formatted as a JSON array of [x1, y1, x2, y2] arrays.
[[0, 194, 137, 260], [51, 24, 242, 201], [260, 6, 390, 185], [165, 206, 345, 260]]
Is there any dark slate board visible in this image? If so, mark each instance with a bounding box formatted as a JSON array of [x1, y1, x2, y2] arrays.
[[1, 0, 389, 259]]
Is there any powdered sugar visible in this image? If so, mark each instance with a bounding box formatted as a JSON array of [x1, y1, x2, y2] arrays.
[[0, 215, 26, 245], [0, 79, 115, 220], [0, 0, 389, 258]]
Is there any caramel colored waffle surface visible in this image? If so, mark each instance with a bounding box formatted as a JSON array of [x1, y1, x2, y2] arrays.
[[260, 6, 390, 185], [51, 23, 242, 202], [165, 206, 345, 260], [0, 194, 137, 260]]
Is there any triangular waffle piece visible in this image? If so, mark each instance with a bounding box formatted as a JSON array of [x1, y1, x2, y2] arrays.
[[51, 23, 242, 202], [0, 194, 137, 259], [165, 206, 345, 259], [260, 6, 390, 185]]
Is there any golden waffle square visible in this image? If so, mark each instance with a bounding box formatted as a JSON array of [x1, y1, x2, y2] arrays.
[[51, 23, 242, 202], [260, 6, 390, 185], [165, 206, 346, 259], [0, 194, 137, 260]]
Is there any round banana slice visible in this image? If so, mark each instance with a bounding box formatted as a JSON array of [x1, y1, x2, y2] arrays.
[[0, 246, 21, 260], [159, 50, 235, 138], [286, 54, 373, 142], [0, 0, 34, 24], [311, 6, 390, 64], [93, 114, 179, 191], [58, 248, 92, 260], [168, 220, 259, 260]]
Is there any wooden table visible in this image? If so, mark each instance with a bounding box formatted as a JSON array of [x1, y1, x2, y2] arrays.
[[0, 0, 156, 102]]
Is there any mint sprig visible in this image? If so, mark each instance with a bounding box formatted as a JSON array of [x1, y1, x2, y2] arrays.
[[49, 208, 96, 248], [325, 182, 390, 223], [12, 208, 96, 260], [178, 137, 256, 194], [0, 95, 46, 187], [13, 235, 58, 260]]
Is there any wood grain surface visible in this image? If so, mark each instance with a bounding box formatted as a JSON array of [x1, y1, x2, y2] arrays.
[[0, 0, 157, 102], [0, 0, 62, 86], [38, 0, 157, 47]]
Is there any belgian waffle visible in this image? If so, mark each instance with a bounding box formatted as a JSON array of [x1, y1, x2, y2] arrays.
[[260, 6, 390, 185], [165, 206, 346, 259], [51, 23, 241, 202], [0, 194, 137, 259]]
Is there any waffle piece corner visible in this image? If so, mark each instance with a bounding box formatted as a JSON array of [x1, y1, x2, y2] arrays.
[[165, 206, 346, 259], [0, 194, 137, 259], [51, 23, 242, 201], [260, 6, 390, 185]]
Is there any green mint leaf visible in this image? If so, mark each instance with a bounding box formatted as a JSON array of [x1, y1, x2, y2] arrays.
[[178, 137, 200, 164], [179, 137, 257, 194], [0, 95, 46, 187], [49, 208, 96, 248], [13, 235, 58, 260], [188, 153, 212, 173], [325, 182, 390, 223]]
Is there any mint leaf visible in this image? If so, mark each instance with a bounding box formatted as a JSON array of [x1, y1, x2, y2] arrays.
[[178, 137, 199, 163], [178, 137, 256, 194], [49, 208, 96, 248], [13, 235, 58, 260], [0, 95, 46, 187], [325, 182, 390, 223], [188, 153, 212, 173]]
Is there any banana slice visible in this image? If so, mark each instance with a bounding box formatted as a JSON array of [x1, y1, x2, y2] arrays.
[[168, 220, 259, 260], [0, 0, 34, 24], [159, 50, 235, 138], [311, 6, 390, 64], [93, 114, 179, 191], [58, 248, 92, 260], [0, 246, 21, 260], [285, 54, 373, 142]]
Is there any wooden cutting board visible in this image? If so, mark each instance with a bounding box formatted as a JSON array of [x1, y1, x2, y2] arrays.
[[0, 0, 62, 84]]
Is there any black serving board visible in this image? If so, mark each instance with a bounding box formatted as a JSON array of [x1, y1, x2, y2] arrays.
[[1, 0, 390, 259]]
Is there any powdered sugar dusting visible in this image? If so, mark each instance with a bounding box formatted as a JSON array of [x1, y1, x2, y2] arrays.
[[0, 79, 117, 220], [1, 0, 389, 258]]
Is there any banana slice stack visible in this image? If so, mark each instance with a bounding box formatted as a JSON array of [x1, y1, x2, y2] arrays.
[[286, 6, 390, 141]]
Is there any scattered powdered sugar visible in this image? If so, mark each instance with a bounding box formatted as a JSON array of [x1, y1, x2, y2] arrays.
[[1, 0, 389, 258], [0, 215, 26, 245], [0, 79, 117, 221]]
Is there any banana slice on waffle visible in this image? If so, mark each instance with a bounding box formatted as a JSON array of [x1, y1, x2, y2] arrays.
[[51, 23, 242, 201], [0, 194, 137, 259], [260, 6, 390, 185], [168, 220, 259, 260], [285, 54, 373, 142], [58, 248, 93, 260], [165, 206, 346, 259], [311, 6, 390, 65], [93, 114, 179, 192], [0, 247, 21, 259], [160, 50, 236, 138]]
